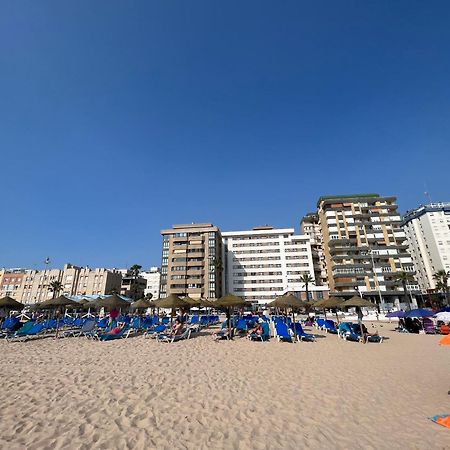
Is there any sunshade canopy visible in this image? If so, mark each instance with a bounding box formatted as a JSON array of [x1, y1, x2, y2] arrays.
[[405, 308, 434, 318], [153, 294, 190, 309], [317, 297, 344, 309], [340, 296, 375, 308], [37, 295, 80, 309], [181, 296, 202, 307], [131, 298, 153, 309], [269, 294, 307, 308], [214, 294, 247, 308], [92, 294, 131, 310], [0, 296, 24, 310], [435, 312, 450, 322]]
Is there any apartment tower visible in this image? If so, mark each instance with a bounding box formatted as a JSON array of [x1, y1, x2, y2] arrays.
[[222, 226, 327, 304], [316, 194, 417, 307], [402, 202, 450, 291], [159, 224, 223, 299]]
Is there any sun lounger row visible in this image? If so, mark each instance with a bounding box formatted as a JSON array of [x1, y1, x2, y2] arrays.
[[273, 319, 315, 343], [338, 322, 383, 343]]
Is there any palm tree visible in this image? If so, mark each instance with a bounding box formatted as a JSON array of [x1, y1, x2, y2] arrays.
[[299, 273, 314, 302], [393, 271, 416, 310], [49, 280, 63, 299], [433, 270, 450, 306], [129, 264, 142, 300]]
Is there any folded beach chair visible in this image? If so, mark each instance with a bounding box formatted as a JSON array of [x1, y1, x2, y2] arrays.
[[423, 318, 436, 334], [156, 327, 192, 343], [248, 322, 270, 342], [291, 322, 315, 342], [274, 321, 293, 342]]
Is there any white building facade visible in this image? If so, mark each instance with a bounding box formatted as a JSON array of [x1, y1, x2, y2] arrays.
[[140, 267, 161, 300], [222, 226, 328, 304], [403, 202, 450, 291]]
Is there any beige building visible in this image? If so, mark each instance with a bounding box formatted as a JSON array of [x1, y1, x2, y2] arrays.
[[300, 213, 328, 287], [314, 194, 418, 308], [3, 264, 122, 304], [0, 269, 26, 300], [159, 224, 223, 299]]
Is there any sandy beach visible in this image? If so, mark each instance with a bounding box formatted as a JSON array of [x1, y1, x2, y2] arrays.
[[1, 322, 449, 450]]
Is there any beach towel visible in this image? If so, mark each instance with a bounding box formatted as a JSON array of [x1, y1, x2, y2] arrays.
[[439, 335, 450, 346], [430, 415, 450, 429]]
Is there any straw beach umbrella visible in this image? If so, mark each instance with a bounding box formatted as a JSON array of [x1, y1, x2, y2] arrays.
[[92, 294, 130, 310], [340, 296, 375, 343], [215, 294, 247, 338], [131, 298, 153, 328], [270, 294, 308, 341], [318, 297, 344, 323], [37, 295, 79, 309], [153, 294, 191, 326], [0, 296, 24, 311], [35, 295, 80, 337]]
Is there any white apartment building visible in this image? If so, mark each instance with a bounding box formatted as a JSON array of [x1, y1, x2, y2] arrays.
[[222, 226, 327, 304], [403, 202, 450, 291], [140, 267, 161, 300]]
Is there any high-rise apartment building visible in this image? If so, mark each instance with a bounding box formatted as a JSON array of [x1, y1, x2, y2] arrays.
[[403, 202, 450, 291], [159, 224, 223, 299], [315, 194, 417, 307], [300, 213, 328, 287], [222, 226, 327, 304]]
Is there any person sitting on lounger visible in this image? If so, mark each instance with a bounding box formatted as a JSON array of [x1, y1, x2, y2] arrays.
[[105, 323, 125, 335], [248, 322, 263, 336], [171, 319, 184, 336]]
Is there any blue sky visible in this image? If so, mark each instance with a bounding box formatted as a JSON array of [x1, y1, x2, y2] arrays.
[[1, 1, 449, 270]]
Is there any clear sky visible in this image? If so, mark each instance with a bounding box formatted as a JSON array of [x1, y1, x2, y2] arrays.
[[1, 1, 449, 270]]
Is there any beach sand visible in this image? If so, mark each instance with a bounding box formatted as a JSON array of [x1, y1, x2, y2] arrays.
[[0, 322, 449, 450]]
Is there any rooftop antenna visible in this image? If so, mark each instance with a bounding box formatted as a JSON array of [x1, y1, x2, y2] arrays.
[[424, 182, 433, 204]]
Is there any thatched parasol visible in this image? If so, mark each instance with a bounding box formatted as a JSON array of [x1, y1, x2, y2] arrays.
[[91, 294, 130, 310], [0, 296, 24, 310]]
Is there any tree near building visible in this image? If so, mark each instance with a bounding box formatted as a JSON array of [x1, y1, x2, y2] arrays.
[[433, 270, 450, 305], [49, 280, 63, 299], [299, 273, 314, 301], [129, 264, 143, 300], [393, 271, 416, 310]]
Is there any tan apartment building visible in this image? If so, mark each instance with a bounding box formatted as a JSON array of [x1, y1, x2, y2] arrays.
[[0, 269, 26, 300], [300, 213, 328, 287], [4, 264, 122, 304], [314, 194, 418, 309], [159, 224, 223, 299]]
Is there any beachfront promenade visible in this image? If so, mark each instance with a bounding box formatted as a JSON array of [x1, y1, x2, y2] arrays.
[[1, 323, 448, 450]]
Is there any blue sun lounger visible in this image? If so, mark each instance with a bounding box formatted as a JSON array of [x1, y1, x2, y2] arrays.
[[143, 324, 167, 339], [8, 322, 45, 342], [323, 320, 338, 334], [291, 322, 315, 342], [275, 321, 293, 342]]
